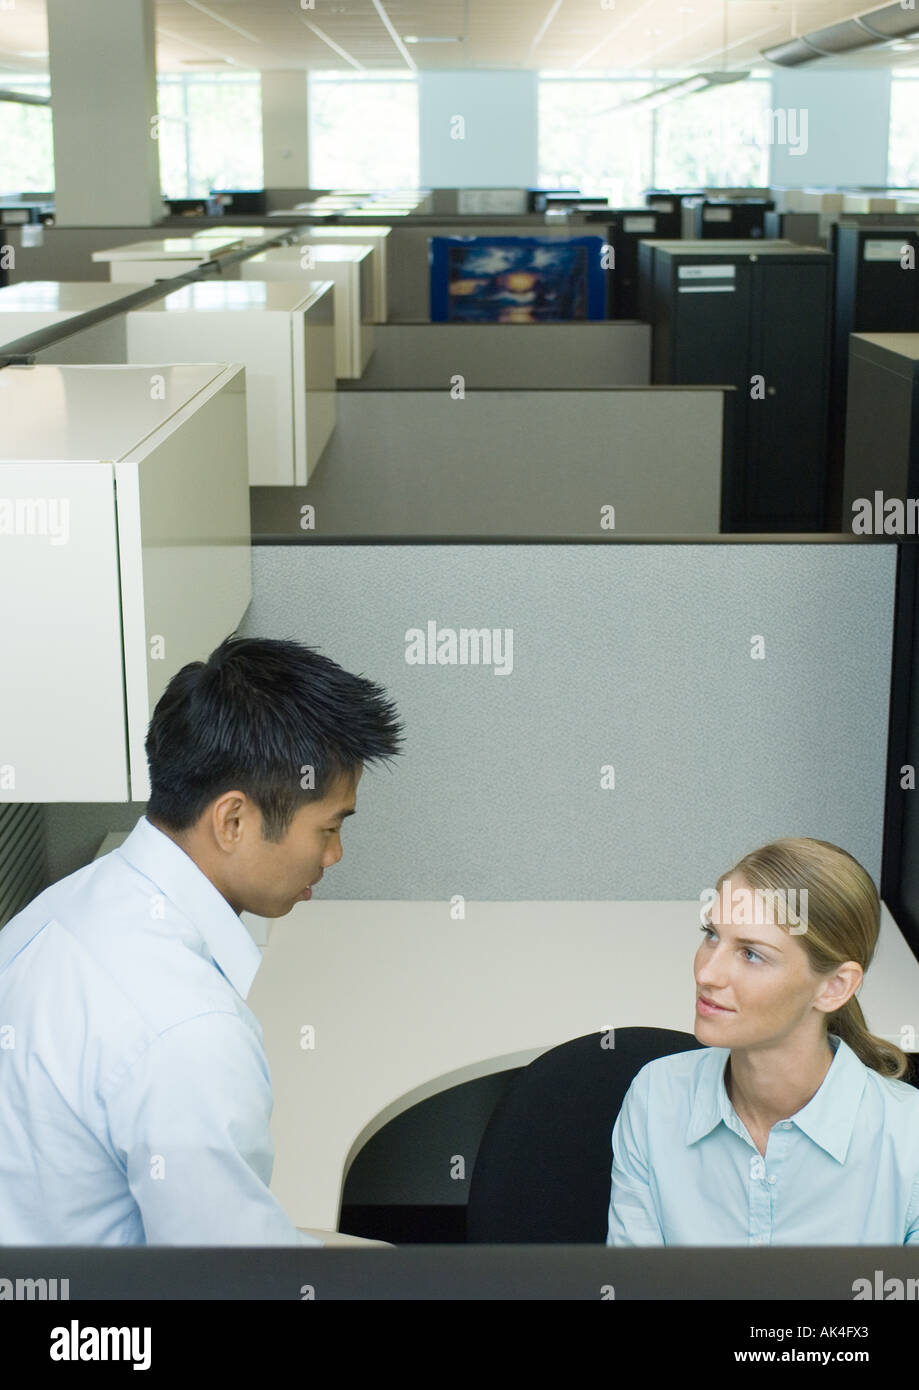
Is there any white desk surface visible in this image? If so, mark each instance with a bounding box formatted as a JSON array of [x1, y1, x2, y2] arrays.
[[130, 278, 334, 315], [0, 281, 153, 314], [92, 238, 242, 261], [190, 226, 292, 242], [248, 898, 919, 1231], [301, 226, 391, 239], [245, 244, 373, 268]]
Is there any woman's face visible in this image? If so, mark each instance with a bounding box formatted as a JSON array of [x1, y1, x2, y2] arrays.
[[693, 873, 831, 1050]]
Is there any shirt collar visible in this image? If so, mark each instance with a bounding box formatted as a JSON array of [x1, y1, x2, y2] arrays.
[[686, 1033, 866, 1163], [115, 814, 263, 1001]]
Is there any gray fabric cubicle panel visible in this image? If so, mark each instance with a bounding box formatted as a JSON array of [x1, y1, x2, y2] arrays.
[[3, 226, 159, 283], [253, 389, 723, 537], [232, 543, 894, 902], [339, 323, 650, 390], [31, 316, 128, 364]]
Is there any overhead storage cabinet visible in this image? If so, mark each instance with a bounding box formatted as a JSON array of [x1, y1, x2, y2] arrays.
[[241, 244, 375, 379], [127, 279, 337, 485], [0, 364, 251, 802]]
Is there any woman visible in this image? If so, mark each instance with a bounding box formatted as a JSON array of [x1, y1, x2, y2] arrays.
[[606, 837, 919, 1245]]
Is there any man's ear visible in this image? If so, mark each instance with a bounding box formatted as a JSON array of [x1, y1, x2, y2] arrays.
[[210, 792, 250, 851]]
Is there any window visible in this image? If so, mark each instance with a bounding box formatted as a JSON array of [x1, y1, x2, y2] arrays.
[[0, 78, 54, 195], [156, 73, 263, 199], [889, 72, 919, 186], [539, 78, 655, 205], [538, 73, 773, 201], [653, 78, 772, 189], [308, 73, 418, 189]]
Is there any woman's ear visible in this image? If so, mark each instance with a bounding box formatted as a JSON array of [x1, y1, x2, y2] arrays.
[[814, 961, 863, 1014]]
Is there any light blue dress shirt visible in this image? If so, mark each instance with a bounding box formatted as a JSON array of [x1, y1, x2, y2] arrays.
[[607, 1035, 919, 1246], [0, 814, 322, 1247]]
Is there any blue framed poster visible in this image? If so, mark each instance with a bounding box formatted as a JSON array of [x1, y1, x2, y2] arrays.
[[429, 235, 607, 323]]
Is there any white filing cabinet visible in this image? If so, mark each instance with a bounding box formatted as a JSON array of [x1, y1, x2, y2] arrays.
[[92, 237, 244, 282], [299, 227, 389, 322], [0, 280, 151, 363], [0, 364, 251, 803], [126, 279, 337, 486], [241, 244, 375, 379]]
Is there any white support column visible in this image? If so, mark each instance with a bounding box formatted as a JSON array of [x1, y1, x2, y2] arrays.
[[47, 0, 162, 227], [261, 70, 311, 191]]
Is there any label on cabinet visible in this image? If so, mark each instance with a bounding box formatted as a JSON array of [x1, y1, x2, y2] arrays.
[[863, 240, 908, 262], [678, 265, 736, 279], [623, 215, 656, 233]]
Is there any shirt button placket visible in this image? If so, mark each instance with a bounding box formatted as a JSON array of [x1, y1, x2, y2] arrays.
[[748, 1151, 771, 1246]]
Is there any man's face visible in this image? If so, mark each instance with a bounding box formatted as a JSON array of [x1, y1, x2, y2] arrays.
[[219, 767, 362, 919]]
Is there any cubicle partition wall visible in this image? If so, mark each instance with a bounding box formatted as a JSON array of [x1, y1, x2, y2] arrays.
[[0, 226, 175, 284], [60, 536, 906, 890], [884, 545, 919, 966], [0, 804, 47, 930], [338, 323, 651, 390], [0, 281, 149, 364], [251, 387, 726, 536], [763, 211, 823, 246]]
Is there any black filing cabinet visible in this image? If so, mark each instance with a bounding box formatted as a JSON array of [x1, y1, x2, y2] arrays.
[[209, 188, 267, 215], [834, 225, 919, 369], [643, 240, 833, 531], [601, 206, 682, 319], [690, 199, 773, 240], [831, 225, 919, 527], [843, 333, 919, 522]]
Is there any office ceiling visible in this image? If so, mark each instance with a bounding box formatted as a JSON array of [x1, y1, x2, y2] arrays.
[[0, 0, 918, 77]]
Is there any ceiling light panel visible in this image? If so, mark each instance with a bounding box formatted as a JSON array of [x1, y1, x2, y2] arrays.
[[143, 0, 919, 72]]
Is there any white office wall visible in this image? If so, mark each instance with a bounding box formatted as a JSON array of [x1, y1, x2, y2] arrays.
[[769, 68, 892, 187], [418, 71, 537, 187]]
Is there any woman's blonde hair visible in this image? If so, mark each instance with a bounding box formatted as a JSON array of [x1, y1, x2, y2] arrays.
[[716, 837, 912, 1081]]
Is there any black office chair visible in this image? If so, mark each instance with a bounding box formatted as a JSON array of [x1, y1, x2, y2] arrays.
[[465, 1026, 704, 1243]]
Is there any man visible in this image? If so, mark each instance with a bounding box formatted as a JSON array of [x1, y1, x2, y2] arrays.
[[0, 634, 404, 1245]]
